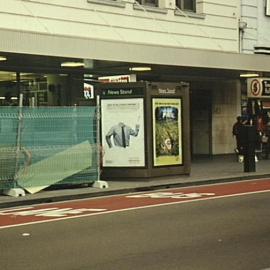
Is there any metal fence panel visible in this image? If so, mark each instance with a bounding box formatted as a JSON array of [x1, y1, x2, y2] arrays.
[[0, 107, 19, 189], [0, 106, 98, 193]]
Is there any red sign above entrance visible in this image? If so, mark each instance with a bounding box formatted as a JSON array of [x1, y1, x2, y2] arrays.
[[247, 78, 270, 98], [250, 79, 261, 96]]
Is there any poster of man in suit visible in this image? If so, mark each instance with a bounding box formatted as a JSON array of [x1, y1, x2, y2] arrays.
[[101, 98, 145, 167]]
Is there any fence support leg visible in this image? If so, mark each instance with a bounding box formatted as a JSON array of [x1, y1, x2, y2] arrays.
[[3, 188, 25, 197], [92, 180, 109, 189]]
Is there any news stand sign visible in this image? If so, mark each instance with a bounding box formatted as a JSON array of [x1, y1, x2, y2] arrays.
[[247, 78, 270, 98]]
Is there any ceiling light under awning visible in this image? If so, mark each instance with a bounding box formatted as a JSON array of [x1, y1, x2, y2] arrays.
[[0, 56, 7, 61], [240, 73, 259, 78], [61, 62, 85, 67], [129, 67, 152, 71]]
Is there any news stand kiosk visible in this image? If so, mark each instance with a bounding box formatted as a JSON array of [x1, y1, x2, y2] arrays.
[[97, 81, 191, 180]]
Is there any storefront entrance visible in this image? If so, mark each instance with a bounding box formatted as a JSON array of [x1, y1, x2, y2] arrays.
[[190, 89, 212, 157]]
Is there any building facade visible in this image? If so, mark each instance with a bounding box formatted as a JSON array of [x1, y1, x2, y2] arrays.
[[0, 0, 270, 159], [240, 0, 270, 54]]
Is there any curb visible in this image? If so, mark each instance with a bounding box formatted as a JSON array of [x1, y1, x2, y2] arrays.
[[1, 174, 270, 209]]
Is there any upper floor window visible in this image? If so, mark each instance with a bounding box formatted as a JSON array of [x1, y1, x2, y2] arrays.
[[137, 0, 158, 7], [176, 0, 196, 12]]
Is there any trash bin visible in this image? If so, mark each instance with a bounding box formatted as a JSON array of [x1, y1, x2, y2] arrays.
[[239, 125, 257, 172]]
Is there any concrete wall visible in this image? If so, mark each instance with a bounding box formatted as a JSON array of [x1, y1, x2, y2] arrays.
[[257, 0, 270, 47], [212, 80, 241, 154], [0, 0, 240, 58], [241, 0, 270, 53]]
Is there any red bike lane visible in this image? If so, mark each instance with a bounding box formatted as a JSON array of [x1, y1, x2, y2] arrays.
[[1, 178, 270, 229]]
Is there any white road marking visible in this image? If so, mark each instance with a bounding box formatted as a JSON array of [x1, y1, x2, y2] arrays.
[[127, 192, 215, 199], [0, 207, 34, 214], [0, 207, 107, 217]]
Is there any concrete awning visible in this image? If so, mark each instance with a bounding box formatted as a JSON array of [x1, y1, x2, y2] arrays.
[[0, 28, 270, 76]]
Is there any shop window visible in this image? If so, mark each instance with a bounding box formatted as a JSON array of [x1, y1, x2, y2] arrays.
[[137, 0, 158, 7], [0, 71, 18, 106], [176, 0, 196, 12]]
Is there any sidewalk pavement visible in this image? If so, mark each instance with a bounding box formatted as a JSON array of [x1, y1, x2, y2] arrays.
[[1, 155, 270, 209]]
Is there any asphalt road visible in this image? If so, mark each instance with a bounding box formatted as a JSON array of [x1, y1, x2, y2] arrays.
[[0, 189, 270, 270]]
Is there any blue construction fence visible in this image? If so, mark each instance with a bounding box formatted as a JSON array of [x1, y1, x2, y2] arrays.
[[0, 106, 98, 194]]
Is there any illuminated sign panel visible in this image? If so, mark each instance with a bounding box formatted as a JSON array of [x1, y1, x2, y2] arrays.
[[247, 78, 270, 98], [84, 83, 94, 99]]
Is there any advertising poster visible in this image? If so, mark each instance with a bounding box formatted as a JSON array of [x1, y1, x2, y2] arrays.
[[101, 98, 145, 167], [152, 98, 182, 166]]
